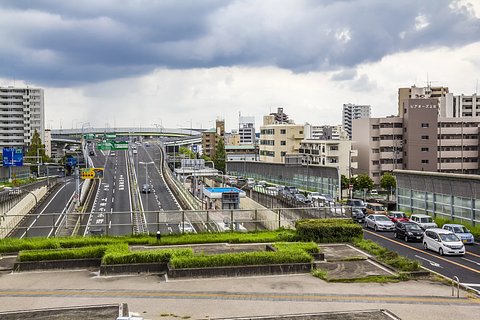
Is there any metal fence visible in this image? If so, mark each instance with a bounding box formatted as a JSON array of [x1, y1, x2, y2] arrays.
[[1, 206, 353, 238]]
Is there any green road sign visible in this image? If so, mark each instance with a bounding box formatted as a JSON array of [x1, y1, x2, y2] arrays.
[[97, 142, 113, 150], [84, 133, 95, 139], [113, 142, 128, 150], [105, 133, 117, 139]]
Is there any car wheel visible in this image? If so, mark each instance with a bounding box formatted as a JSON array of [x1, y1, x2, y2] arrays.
[[374, 225, 378, 232], [439, 248, 444, 256], [423, 242, 428, 250], [404, 235, 408, 242]]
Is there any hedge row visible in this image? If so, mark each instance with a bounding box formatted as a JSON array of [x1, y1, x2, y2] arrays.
[[102, 247, 193, 265], [169, 242, 316, 269], [170, 249, 313, 269], [0, 231, 297, 254], [295, 219, 363, 243], [17, 245, 111, 262], [354, 239, 420, 272]]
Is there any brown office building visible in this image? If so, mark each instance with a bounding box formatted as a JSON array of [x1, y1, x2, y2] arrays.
[[353, 98, 480, 184]]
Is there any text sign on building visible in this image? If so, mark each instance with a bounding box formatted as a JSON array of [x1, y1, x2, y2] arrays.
[[2, 148, 23, 167]]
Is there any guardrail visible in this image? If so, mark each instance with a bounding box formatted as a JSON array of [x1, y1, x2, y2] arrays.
[[0, 207, 353, 237]]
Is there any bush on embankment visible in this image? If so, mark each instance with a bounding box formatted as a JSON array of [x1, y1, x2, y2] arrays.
[[17, 245, 111, 262], [169, 242, 316, 269], [295, 219, 363, 243]]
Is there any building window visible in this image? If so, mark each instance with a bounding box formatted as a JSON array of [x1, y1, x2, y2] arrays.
[[280, 151, 286, 157], [421, 147, 429, 152], [372, 125, 379, 129], [280, 129, 286, 134], [421, 159, 429, 164], [280, 141, 286, 146], [372, 137, 379, 141], [421, 135, 429, 140], [421, 123, 429, 128]]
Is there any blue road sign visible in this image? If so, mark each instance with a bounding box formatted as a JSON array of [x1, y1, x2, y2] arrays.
[[192, 145, 198, 153], [2, 148, 23, 167], [66, 156, 77, 167]]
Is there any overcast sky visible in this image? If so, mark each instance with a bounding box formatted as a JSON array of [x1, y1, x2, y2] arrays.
[[1, 0, 480, 131]]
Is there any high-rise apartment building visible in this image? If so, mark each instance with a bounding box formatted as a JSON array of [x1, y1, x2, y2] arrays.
[[0, 86, 45, 150], [353, 98, 480, 183], [398, 85, 449, 117], [202, 119, 225, 158], [342, 103, 371, 139], [238, 115, 255, 144]]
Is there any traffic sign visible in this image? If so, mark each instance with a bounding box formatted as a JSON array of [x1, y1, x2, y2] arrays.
[[2, 148, 23, 167], [66, 156, 77, 167], [113, 141, 128, 150], [81, 167, 104, 179]]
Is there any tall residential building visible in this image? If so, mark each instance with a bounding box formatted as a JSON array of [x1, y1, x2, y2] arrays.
[[0, 86, 45, 150], [304, 124, 347, 140], [398, 85, 449, 117], [238, 115, 255, 144], [353, 98, 480, 184], [269, 107, 289, 124], [44, 129, 52, 157], [342, 103, 371, 139], [451, 94, 480, 117], [201, 119, 225, 158], [259, 112, 304, 163]]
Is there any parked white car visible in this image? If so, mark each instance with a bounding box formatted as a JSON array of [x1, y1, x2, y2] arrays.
[[410, 214, 438, 230], [178, 221, 195, 233], [423, 228, 465, 256]]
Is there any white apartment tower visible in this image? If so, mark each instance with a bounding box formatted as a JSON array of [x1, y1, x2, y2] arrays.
[[342, 103, 371, 139], [238, 115, 255, 144], [0, 86, 45, 150]]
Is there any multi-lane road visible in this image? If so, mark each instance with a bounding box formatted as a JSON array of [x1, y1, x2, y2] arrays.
[[364, 226, 480, 294]]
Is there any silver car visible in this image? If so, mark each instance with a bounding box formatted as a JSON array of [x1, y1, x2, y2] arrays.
[[365, 214, 395, 231]]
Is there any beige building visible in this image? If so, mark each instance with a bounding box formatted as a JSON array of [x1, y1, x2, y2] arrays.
[[298, 139, 357, 177], [44, 129, 52, 157], [398, 85, 449, 117], [353, 98, 480, 184], [202, 119, 225, 158], [259, 114, 304, 163]]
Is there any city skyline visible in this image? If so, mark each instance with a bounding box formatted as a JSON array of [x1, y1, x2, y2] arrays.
[[1, 0, 479, 131]]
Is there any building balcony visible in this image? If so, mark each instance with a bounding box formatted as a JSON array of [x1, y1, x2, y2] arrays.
[[439, 150, 479, 158], [438, 162, 479, 171]]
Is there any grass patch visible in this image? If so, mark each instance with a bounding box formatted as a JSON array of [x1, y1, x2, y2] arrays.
[[311, 268, 400, 283], [353, 239, 420, 272], [170, 242, 315, 269], [17, 245, 111, 262], [102, 247, 193, 265]]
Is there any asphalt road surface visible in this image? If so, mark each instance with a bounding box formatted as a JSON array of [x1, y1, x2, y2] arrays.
[[363, 225, 480, 294]]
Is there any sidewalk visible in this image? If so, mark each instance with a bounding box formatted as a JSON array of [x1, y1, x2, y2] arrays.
[[0, 270, 478, 320]]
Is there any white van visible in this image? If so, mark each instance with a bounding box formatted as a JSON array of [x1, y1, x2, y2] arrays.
[[423, 228, 465, 256], [410, 214, 438, 230], [265, 186, 278, 196]]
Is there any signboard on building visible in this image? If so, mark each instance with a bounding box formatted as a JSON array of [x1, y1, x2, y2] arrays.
[[2, 148, 23, 167]]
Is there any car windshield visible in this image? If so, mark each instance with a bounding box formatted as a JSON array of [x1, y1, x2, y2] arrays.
[[373, 206, 386, 211], [406, 224, 422, 231], [376, 216, 390, 221], [440, 234, 460, 242], [420, 217, 433, 223], [452, 226, 468, 233], [351, 200, 364, 206]]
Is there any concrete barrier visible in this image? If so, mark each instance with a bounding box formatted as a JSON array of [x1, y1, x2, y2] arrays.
[[0, 186, 47, 239], [13, 258, 101, 271], [168, 263, 313, 279], [100, 262, 168, 275]]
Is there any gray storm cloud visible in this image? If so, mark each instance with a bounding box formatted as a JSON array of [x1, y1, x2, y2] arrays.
[[0, 0, 479, 86]]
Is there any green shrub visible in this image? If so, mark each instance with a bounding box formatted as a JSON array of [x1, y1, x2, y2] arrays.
[[17, 245, 110, 262], [0, 238, 60, 253], [273, 242, 319, 254], [354, 239, 420, 272], [170, 250, 312, 269], [295, 219, 363, 243], [102, 247, 193, 265]]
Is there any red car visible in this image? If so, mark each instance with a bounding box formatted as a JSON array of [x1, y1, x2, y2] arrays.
[[387, 211, 409, 223]]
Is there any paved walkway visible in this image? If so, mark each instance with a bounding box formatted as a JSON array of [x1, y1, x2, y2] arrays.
[[0, 270, 478, 320]]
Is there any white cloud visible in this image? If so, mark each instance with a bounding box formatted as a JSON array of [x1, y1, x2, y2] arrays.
[[36, 41, 480, 132]]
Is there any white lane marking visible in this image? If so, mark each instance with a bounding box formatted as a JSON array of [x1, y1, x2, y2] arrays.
[[415, 255, 443, 268], [20, 181, 72, 239], [461, 257, 480, 266]]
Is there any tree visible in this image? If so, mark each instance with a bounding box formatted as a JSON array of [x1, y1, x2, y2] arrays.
[[179, 146, 195, 159], [212, 138, 226, 174], [341, 174, 350, 190], [26, 129, 49, 175], [353, 174, 374, 192], [380, 173, 396, 200]]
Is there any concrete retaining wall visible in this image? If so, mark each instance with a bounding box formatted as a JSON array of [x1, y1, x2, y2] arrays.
[[168, 263, 313, 279], [0, 186, 48, 239], [100, 262, 168, 275], [14, 258, 101, 271]]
